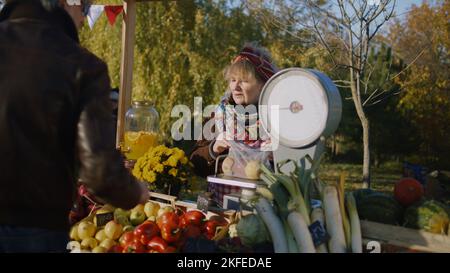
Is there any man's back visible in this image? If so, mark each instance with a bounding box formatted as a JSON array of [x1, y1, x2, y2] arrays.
[[0, 0, 144, 231]]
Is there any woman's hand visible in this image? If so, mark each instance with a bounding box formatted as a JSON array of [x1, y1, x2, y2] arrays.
[[213, 139, 230, 154]]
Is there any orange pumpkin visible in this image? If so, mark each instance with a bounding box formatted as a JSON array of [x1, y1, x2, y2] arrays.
[[394, 178, 424, 207]]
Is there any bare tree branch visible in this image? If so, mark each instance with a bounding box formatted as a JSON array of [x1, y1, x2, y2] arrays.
[[389, 48, 426, 81]]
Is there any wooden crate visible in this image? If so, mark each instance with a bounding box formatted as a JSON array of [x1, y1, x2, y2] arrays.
[[361, 220, 450, 253]]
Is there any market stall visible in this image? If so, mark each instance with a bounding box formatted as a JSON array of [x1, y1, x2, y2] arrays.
[[67, 0, 450, 254]]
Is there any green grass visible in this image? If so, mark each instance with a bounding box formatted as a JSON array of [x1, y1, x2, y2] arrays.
[[318, 162, 403, 195]]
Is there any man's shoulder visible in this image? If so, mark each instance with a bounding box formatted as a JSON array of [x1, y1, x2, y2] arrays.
[[70, 45, 108, 72]]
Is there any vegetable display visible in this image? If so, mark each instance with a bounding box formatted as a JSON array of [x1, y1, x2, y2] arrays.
[[254, 155, 363, 253]]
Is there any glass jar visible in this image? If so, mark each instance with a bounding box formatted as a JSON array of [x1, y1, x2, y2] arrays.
[[123, 100, 160, 160]]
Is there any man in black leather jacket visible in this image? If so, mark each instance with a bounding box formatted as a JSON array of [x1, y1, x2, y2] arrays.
[[0, 0, 149, 252]]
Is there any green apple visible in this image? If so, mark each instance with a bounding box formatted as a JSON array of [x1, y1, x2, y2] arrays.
[[114, 208, 131, 219], [123, 225, 135, 232], [115, 214, 131, 226], [130, 210, 146, 226]]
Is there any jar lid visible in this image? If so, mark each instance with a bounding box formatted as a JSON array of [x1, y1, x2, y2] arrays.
[[132, 100, 153, 107]]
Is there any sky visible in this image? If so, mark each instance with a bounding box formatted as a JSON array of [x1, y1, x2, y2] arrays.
[[329, 0, 427, 18], [395, 0, 426, 17]]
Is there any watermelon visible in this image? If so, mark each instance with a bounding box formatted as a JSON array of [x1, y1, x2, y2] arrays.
[[403, 200, 450, 234], [356, 193, 404, 225], [352, 188, 375, 207]]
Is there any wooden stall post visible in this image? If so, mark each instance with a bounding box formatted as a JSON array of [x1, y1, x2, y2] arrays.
[[116, 0, 137, 149]]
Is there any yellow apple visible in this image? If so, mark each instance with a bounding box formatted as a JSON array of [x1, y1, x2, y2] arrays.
[[92, 246, 107, 253], [222, 156, 234, 176], [245, 160, 261, 180], [81, 237, 98, 250], [104, 220, 123, 240], [99, 238, 116, 250], [77, 221, 96, 240], [157, 206, 175, 218], [144, 201, 160, 218], [69, 224, 80, 241], [95, 229, 107, 242]]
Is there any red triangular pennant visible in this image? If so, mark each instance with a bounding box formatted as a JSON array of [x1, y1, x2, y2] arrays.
[[104, 5, 123, 26]]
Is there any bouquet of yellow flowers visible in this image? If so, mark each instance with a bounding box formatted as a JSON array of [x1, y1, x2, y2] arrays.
[[132, 145, 193, 196]]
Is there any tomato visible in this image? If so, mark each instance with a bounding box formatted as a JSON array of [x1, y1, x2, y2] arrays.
[[119, 231, 136, 248], [160, 223, 181, 243], [161, 246, 177, 253], [183, 210, 206, 227], [133, 221, 160, 245], [179, 215, 188, 228], [122, 241, 146, 253], [203, 216, 228, 240], [156, 212, 180, 229], [107, 245, 124, 253], [209, 215, 228, 225], [147, 236, 169, 253], [183, 224, 201, 239]]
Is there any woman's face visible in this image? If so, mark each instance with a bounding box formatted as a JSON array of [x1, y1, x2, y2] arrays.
[[229, 74, 264, 106]]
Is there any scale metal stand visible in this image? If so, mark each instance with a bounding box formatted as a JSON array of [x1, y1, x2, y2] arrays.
[[207, 68, 342, 208]]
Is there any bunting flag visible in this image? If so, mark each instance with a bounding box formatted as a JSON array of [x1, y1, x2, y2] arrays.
[[87, 5, 105, 30], [104, 5, 124, 26]]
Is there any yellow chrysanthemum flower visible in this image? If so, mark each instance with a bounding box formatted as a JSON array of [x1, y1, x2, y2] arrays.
[[180, 156, 188, 165], [144, 169, 156, 183], [168, 168, 178, 177], [132, 168, 142, 180], [154, 163, 164, 173], [166, 156, 178, 167]]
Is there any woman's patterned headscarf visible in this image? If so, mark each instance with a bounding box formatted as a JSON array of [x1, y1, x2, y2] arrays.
[[232, 46, 278, 82]]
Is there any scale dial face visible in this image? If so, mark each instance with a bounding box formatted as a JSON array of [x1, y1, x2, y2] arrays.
[[259, 69, 330, 148]]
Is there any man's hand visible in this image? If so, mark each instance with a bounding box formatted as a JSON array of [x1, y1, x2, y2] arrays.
[[137, 182, 150, 204]]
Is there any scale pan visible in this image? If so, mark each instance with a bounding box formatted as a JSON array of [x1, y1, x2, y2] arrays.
[[259, 68, 342, 148]]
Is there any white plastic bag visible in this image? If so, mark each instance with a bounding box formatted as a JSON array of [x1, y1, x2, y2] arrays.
[[222, 141, 272, 180]]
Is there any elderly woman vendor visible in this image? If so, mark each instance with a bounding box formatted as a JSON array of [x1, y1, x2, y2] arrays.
[[190, 43, 278, 206]]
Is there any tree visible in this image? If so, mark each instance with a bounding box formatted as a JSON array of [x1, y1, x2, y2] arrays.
[[79, 0, 267, 138], [365, 44, 420, 166], [248, 0, 398, 187], [387, 1, 450, 169]]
